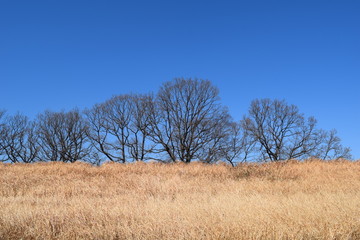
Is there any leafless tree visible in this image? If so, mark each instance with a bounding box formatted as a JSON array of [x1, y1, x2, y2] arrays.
[[85, 95, 131, 163], [313, 129, 352, 160], [85, 94, 156, 163], [36, 109, 90, 162], [127, 94, 156, 161], [103, 95, 133, 163], [242, 99, 321, 161], [242, 99, 352, 161], [0, 110, 6, 160], [196, 109, 232, 164], [85, 102, 113, 163], [218, 121, 257, 166], [0, 110, 4, 121], [147, 78, 231, 163], [0, 114, 39, 163]]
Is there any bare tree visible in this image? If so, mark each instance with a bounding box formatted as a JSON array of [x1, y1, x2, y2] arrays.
[[0, 114, 39, 163], [147, 78, 230, 163], [313, 129, 352, 160], [219, 121, 257, 166], [85, 103, 113, 163], [86, 94, 156, 163], [242, 99, 320, 161], [242, 99, 352, 161], [85, 95, 132, 163], [0, 110, 4, 121], [127, 94, 156, 161], [0, 110, 6, 161], [197, 109, 232, 164], [104, 95, 133, 163], [36, 110, 90, 162]]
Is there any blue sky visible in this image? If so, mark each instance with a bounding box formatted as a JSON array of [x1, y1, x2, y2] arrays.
[[1, 1, 359, 158]]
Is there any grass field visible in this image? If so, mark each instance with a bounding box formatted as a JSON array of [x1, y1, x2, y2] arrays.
[[0, 160, 360, 239]]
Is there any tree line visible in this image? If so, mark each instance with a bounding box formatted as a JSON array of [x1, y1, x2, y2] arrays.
[[0, 78, 352, 165]]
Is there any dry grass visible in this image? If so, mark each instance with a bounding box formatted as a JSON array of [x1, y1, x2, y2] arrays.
[[1, 159, 360, 239]]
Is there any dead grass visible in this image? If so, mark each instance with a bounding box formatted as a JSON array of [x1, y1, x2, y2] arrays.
[[1, 159, 360, 239]]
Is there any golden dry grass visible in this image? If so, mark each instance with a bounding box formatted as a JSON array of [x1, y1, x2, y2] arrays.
[[1, 160, 360, 240]]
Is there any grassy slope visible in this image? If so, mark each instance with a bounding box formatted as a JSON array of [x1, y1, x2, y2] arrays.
[[0, 160, 360, 239]]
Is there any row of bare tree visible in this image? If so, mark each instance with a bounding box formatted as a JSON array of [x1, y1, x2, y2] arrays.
[[0, 78, 351, 165]]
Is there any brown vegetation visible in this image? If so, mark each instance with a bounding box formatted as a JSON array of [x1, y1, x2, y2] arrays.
[[1, 160, 360, 239]]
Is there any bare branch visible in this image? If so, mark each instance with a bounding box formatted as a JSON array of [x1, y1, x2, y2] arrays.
[[36, 110, 90, 162], [147, 78, 230, 163]]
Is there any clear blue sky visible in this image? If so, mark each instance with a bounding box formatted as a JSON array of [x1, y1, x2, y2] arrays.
[[1, 1, 359, 158]]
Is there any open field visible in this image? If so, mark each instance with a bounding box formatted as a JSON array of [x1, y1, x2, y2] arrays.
[[0, 160, 360, 239]]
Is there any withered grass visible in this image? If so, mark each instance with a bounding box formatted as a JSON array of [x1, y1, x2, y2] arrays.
[[1, 159, 360, 239]]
